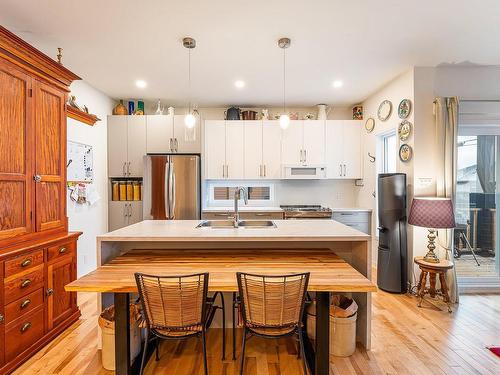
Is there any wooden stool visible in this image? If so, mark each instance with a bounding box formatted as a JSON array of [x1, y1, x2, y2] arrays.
[[414, 257, 454, 313]]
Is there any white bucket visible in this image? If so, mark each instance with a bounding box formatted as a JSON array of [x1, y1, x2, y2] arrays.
[[307, 311, 357, 357], [101, 322, 142, 370]]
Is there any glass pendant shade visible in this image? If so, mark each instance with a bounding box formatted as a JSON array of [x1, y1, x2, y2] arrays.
[[279, 114, 290, 129], [184, 113, 196, 128]]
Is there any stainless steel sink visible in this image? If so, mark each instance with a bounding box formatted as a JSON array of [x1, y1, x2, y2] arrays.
[[196, 220, 276, 228]]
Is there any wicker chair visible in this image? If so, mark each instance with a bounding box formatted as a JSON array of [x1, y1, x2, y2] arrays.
[[236, 272, 310, 375], [135, 272, 226, 375]]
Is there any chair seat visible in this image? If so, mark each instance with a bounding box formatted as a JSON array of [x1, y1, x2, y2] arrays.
[[246, 324, 296, 337], [153, 325, 203, 337]]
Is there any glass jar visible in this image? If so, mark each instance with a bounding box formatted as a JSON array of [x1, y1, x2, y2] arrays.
[[119, 181, 127, 201], [133, 181, 141, 201], [126, 181, 134, 201], [111, 181, 120, 201]]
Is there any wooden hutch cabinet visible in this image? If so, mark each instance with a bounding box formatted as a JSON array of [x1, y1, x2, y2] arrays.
[[0, 25, 82, 374]]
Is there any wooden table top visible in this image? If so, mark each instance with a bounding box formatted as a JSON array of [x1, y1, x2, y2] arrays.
[[414, 256, 454, 269], [66, 249, 377, 293]]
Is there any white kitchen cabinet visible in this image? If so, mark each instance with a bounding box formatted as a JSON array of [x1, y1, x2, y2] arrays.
[[146, 115, 201, 153], [108, 115, 147, 177], [225, 122, 245, 179], [282, 120, 325, 166], [244, 121, 263, 179], [281, 120, 303, 165], [205, 121, 226, 179], [326, 120, 362, 179], [146, 115, 173, 153], [109, 201, 143, 231], [173, 115, 201, 153], [262, 121, 282, 178]]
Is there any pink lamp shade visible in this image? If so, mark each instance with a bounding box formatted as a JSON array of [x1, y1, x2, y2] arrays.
[[408, 197, 456, 229]]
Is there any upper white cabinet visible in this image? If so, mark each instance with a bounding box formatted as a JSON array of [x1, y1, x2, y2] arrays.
[[326, 120, 362, 179], [282, 120, 325, 166], [225, 122, 245, 179], [205, 120, 226, 179], [108, 115, 147, 177], [244, 121, 263, 179], [244, 121, 282, 179], [146, 114, 201, 154]]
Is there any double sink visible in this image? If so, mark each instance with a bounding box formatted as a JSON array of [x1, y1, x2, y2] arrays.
[[196, 220, 276, 229]]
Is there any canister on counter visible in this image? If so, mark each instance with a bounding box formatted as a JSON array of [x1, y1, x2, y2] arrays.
[[126, 180, 134, 201], [119, 181, 127, 201], [133, 181, 141, 201], [111, 180, 120, 201]]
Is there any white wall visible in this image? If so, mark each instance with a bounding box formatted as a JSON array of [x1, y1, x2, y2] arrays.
[[67, 81, 115, 277]]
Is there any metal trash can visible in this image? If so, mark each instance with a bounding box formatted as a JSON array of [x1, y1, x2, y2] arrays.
[[306, 295, 358, 357], [98, 304, 142, 370]]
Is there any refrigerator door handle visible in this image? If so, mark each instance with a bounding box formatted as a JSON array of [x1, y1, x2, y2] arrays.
[[171, 161, 176, 219], [164, 159, 171, 219], [168, 158, 174, 219]]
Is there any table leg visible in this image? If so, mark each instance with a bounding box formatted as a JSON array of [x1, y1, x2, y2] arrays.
[[115, 293, 131, 375], [315, 292, 330, 375], [429, 272, 437, 298], [417, 271, 427, 307], [439, 272, 452, 313]]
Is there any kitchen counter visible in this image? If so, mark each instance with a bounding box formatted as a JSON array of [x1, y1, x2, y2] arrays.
[[202, 206, 283, 212], [331, 207, 373, 212]]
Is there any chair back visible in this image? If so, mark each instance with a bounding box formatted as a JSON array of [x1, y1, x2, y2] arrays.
[[237, 272, 310, 329], [135, 272, 209, 331]]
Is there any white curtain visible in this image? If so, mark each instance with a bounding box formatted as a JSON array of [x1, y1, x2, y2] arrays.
[[434, 97, 459, 303]]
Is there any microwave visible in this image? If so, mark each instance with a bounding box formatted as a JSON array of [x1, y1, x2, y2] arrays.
[[282, 165, 327, 179]]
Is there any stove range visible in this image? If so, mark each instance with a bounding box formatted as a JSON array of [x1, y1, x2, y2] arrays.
[[280, 205, 332, 219]]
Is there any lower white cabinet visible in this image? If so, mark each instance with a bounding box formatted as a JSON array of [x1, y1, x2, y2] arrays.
[[326, 120, 362, 179], [109, 201, 143, 231], [332, 210, 371, 235]]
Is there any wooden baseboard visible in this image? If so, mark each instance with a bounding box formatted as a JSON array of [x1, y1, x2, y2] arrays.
[[1, 309, 81, 375]]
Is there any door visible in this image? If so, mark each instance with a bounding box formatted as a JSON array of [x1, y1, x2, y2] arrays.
[[225, 121, 245, 179], [302, 120, 325, 165], [47, 255, 76, 330], [173, 115, 201, 153], [262, 121, 282, 178], [343, 121, 362, 178], [244, 121, 263, 179], [281, 120, 303, 165], [107, 116, 128, 177], [204, 121, 226, 179], [127, 116, 146, 177], [170, 155, 200, 219], [146, 115, 173, 153], [33, 80, 66, 233], [326, 120, 344, 178], [0, 58, 33, 241], [108, 201, 130, 231]]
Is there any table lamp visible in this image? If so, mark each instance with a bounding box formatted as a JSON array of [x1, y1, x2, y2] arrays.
[[408, 197, 456, 263]]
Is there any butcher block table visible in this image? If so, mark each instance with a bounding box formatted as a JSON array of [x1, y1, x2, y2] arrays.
[[66, 220, 376, 375]]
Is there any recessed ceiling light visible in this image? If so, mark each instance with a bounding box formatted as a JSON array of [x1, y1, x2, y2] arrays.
[[234, 80, 246, 89], [135, 80, 147, 89], [332, 80, 343, 88]]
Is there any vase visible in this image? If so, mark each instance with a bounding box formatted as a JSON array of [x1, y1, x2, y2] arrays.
[[113, 100, 128, 115]]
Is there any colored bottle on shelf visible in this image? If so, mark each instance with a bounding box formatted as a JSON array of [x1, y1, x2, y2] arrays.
[[128, 101, 135, 115]]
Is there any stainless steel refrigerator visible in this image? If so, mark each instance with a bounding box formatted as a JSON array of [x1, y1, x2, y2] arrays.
[[143, 155, 201, 220]]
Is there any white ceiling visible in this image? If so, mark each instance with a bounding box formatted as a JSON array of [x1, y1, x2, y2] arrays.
[[2, 0, 500, 106]]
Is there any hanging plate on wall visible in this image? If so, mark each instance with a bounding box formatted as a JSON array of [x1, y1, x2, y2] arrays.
[[365, 117, 375, 133], [377, 100, 392, 121], [398, 99, 412, 119], [398, 120, 412, 141], [399, 143, 413, 162]]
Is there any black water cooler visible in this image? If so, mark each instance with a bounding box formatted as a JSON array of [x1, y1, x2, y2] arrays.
[[377, 173, 408, 293]]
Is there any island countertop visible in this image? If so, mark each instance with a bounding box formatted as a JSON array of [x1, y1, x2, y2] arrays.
[[97, 219, 371, 242]]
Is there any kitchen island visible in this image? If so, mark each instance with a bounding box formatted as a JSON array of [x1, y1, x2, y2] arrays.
[[67, 219, 375, 375]]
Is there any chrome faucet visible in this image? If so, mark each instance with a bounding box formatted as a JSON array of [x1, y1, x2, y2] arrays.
[[233, 186, 248, 227]]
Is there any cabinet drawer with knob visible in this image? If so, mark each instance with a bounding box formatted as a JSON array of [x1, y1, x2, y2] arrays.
[[5, 305, 45, 363], [47, 241, 75, 262], [4, 250, 44, 278], [4, 265, 44, 304], [4, 288, 44, 324]]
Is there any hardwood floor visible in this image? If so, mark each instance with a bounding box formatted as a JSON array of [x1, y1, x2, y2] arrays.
[[12, 291, 500, 375]]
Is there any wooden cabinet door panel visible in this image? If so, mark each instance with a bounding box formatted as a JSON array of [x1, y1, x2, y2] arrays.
[[34, 80, 66, 233], [47, 255, 76, 330], [0, 59, 33, 241]]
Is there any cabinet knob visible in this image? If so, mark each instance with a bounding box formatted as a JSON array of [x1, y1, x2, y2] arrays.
[[59, 247, 67, 254], [33, 174, 42, 182], [21, 258, 32, 267], [0, 314, 4, 322], [20, 279, 32, 288], [20, 322, 32, 333], [20, 299, 31, 309], [46, 288, 54, 296]]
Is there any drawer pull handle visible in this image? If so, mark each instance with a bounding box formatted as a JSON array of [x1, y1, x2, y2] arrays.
[[21, 259, 32, 267], [46, 288, 54, 296], [59, 247, 67, 254], [255, 213, 270, 217], [0, 314, 4, 322], [20, 322, 32, 333], [20, 299, 31, 309], [20, 279, 32, 288]]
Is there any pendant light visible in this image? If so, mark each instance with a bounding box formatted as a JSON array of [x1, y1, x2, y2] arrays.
[[278, 37, 291, 129], [183, 37, 196, 129]]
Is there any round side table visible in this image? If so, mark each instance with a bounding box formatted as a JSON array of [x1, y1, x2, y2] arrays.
[[414, 257, 454, 313]]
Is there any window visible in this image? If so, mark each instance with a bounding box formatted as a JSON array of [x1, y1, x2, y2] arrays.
[[206, 181, 275, 207], [382, 132, 397, 173]]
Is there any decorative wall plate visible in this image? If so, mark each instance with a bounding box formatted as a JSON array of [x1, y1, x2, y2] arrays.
[[398, 120, 412, 141], [365, 118, 375, 133], [399, 143, 413, 162], [377, 100, 392, 121], [398, 99, 412, 119]]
